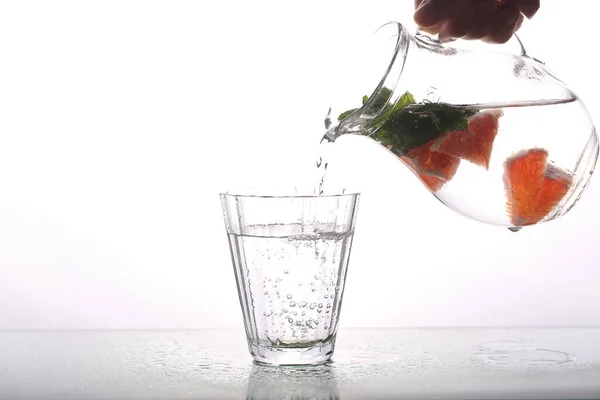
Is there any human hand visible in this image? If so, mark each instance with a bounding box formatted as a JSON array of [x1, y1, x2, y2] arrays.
[[413, 0, 540, 44]]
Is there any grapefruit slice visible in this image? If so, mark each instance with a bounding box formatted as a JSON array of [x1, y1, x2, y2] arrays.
[[401, 139, 461, 192], [534, 164, 573, 222], [503, 148, 573, 226], [431, 109, 503, 170]]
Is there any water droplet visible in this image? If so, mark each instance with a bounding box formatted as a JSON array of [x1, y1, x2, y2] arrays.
[[509, 227, 522, 233], [289, 301, 296, 307], [287, 294, 292, 299]]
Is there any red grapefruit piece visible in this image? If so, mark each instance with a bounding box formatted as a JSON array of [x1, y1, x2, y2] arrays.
[[431, 109, 503, 170], [401, 139, 460, 192], [534, 164, 573, 223], [503, 148, 573, 226]]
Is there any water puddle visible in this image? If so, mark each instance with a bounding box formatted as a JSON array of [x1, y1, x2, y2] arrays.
[[472, 337, 575, 366]]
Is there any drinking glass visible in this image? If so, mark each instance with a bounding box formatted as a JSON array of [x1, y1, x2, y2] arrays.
[[220, 192, 360, 366]]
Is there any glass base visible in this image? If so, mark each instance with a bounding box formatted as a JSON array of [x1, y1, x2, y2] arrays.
[[249, 341, 335, 366]]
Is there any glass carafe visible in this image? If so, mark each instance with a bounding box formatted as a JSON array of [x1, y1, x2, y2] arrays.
[[322, 21, 599, 229]]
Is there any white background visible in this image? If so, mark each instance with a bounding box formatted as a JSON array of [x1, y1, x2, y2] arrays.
[[0, 1, 598, 330]]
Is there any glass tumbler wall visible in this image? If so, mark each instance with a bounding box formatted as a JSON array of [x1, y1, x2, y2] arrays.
[[220, 192, 360, 366]]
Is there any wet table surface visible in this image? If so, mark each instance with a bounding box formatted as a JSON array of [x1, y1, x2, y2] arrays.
[[1, 328, 600, 399]]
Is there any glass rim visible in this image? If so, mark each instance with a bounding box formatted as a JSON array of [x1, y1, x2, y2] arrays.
[[219, 191, 361, 200]]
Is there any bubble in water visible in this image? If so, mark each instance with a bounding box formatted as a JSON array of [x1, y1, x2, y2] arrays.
[[309, 303, 316, 310], [283, 309, 288, 313], [326, 303, 331, 308], [263, 291, 268, 295], [283, 269, 289, 274], [311, 288, 316, 292], [318, 303, 323, 308], [317, 309, 322, 313], [324, 294, 329, 299], [314, 275, 320, 280], [302, 311, 306, 316], [300, 301, 307, 308], [289, 301, 296, 307], [294, 311, 298, 315], [288, 318, 293, 323], [287, 294, 293, 299]]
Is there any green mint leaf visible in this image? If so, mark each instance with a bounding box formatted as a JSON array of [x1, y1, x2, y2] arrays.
[[337, 108, 358, 121], [372, 88, 414, 125]]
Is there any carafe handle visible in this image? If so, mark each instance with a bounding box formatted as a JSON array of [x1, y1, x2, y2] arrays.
[[414, 28, 544, 65]]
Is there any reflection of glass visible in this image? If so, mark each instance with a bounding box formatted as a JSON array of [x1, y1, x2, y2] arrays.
[[246, 364, 339, 400], [220, 192, 360, 366]]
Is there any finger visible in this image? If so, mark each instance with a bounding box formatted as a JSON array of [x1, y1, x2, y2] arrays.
[[414, 0, 452, 28], [465, 0, 499, 22], [460, 0, 498, 41], [414, 0, 425, 9], [463, 23, 489, 41], [418, 22, 444, 35], [513, 12, 525, 32], [513, 0, 540, 19], [438, 18, 470, 43], [483, 5, 521, 44]]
